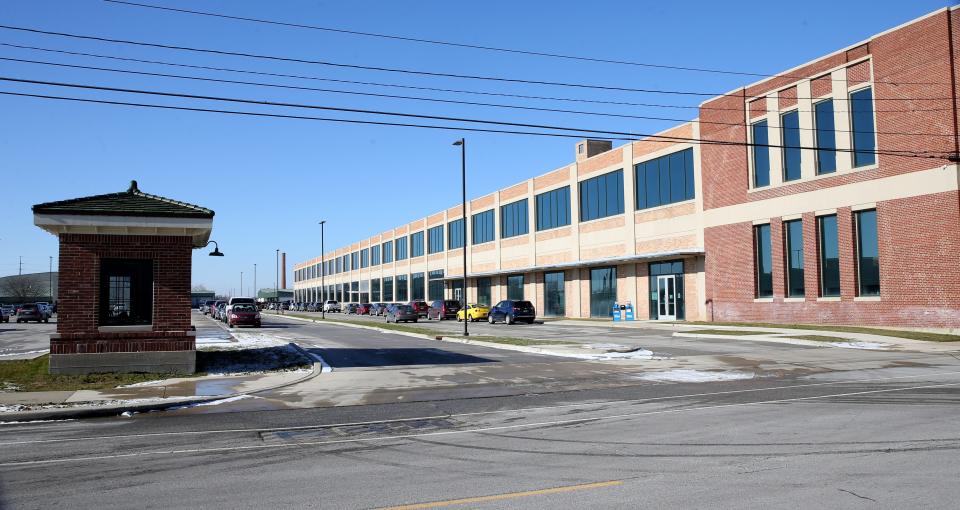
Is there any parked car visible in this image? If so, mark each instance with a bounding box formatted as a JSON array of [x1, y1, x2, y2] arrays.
[[385, 304, 418, 323], [457, 303, 490, 322], [227, 303, 261, 328], [488, 300, 536, 325], [226, 297, 256, 316], [201, 300, 216, 314], [427, 299, 462, 321], [370, 303, 389, 316], [16, 303, 50, 323], [357, 303, 372, 315], [215, 302, 227, 321], [344, 303, 359, 314], [1, 305, 14, 319], [323, 300, 341, 313], [0, 306, 9, 323], [407, 301, 429, 318]]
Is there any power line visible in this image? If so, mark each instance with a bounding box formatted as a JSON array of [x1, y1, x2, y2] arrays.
[[104, 0, 946, 87], [0, 24, 949, 101], [3, 54, 953, 139], [9, 42, 945, 114], [0, 78, 948, 158]]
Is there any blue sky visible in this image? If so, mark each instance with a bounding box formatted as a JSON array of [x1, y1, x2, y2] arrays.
[[0, 0, 950, 295]]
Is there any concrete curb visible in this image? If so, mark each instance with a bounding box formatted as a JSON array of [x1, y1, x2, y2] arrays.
[[0, 343, 326, 422], [671, 332, 898, 350]]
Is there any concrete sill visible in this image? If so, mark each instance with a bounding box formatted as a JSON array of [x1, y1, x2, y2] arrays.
[[854, 296, 881, 302], [98, 325, 153, 333], [816, 297, 841, 302], [783, 298, 806, 303], [753, 298, 774, 303]]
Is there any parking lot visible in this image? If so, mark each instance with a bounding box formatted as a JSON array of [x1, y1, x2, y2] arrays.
[[0, 314, 56, 359]]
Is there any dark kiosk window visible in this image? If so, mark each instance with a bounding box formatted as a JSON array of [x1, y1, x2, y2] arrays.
[[590, 267, 617, 318], [428, 270, 444, 300], [500, 199, 529, 239], [856, 209, 880, 296], [382, 240, 393, 263], [850, 87, 876, 168], [395, 236, 408, 261], [472, 210, 495, 244], [507, 275, 524, 300], [544, 271, 565, 316], [411, 272, 425, 300], [579, 169, 624, 222], [754, 224, 773, 298], [395, 274, 408, 301], [635, 148, 695, 210], [818, 215, 840, 297], [382, 276, 393, 302], [814, 99, 837, 174], [448, 218, 465, 250], [781, 110, 801, 182], [752, 120, 770, 187], [784, 219, 805, 297], [428, 225, 444, 254], [410, 231, 425, 258], [535, 186, 571, 231], [100, 259, 153, 326], [476, 277, 492, 306]]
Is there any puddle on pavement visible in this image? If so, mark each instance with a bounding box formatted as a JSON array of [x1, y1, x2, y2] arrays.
[[161, 375, 261, 397]]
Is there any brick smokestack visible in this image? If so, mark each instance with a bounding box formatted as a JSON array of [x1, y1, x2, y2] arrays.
[[281, 252, 287, 289]]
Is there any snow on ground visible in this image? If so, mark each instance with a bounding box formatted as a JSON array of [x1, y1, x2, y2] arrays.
[[636, 369, 755, 383], [0, 349, 49, 358], [553, 348, 659, 361], [196, 329, 290, 350], [168, 394, 257, 411], [828, 341, 892, 350], [115, 380, 166, 388]]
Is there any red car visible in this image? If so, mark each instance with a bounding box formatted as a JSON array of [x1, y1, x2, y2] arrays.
[[357, 303, 372, 315], [228, 304, 261, 328], [407, 301, 430, 318]]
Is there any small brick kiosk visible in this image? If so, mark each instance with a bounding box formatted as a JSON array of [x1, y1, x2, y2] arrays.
[[33, 181, 214, 374]]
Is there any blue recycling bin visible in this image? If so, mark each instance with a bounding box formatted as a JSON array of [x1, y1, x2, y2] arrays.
[[611, 302, 621, 321], [624, 303, 635, 321]]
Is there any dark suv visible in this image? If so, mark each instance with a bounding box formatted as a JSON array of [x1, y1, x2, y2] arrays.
[[407, 301, 430, 318], [427, 299, 461, 321], [488, 300, 536, 325], [16, 303, 50, 323]]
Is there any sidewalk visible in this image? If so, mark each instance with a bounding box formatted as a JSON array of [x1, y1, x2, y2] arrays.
[[0, 318, 325, 421]]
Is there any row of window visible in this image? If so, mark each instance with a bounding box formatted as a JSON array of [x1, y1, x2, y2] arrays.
[[754, 209, 879, 299], [751, 86, 876, 188], [296, 148, 699, 282]]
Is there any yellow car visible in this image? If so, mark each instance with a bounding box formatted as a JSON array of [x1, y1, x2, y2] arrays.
[[457, 303, 490, 322]]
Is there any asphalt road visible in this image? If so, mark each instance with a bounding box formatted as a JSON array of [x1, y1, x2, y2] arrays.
[[1, 314, 959, 508], [0, 316, 55, 359]]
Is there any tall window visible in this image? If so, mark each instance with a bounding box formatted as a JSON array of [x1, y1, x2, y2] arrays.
[[351, 251, 359, 270], [427, 225, 444, 254], [850, 87, 876, 168], [371, 279, 381, 302], [100, 259, 153, 326], [544, 271, 565, 316], [589, 267, 617, 318], [382, 276, 393, 302], [360, 248, 369, 268], [448, 218, 465, 249], [817, 214, 840, 297], [411, 272, 425, 300], [371, 245, 380, 266], [535, 186, 571, 231], [752, 120, 770, 187], [476, 277, 491, 306], [335, 257, 341, 273], [635, 148, 695, 210], [648, 260, 685, 320], [579, 169, 624, 222], [507, 275, 524, 300], [410, 231, 425, 257], [500, 199, 529, 239], [343, 254, 351, 272], [781, 111, 801, 182], [814, 99, 836, 174], [395, 236, 408, 260], [754, 224, 773, 298], [472, 210, 495, 244], [784, 219, 804, 297], [855, 209, 880, 296], [395, 274, 408, 301], [382, 240, 393, 263], [428, 270, 444, 300]]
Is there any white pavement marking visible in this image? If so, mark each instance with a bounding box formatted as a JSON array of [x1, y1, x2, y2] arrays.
[[2, 368, 960, 446], [1, 381, 958, 467]]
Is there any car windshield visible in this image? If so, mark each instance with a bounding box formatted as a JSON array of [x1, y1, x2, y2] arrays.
[[396, 305, 412, 312], [234, 305, 256, 312], [444, 300, 460, 306], [515, 301, 534, 308], [22, 304, 37, 311]]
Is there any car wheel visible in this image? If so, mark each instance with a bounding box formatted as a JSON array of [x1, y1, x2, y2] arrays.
[[488, 315, 495, 324], [44, 318, 49, 323], [506, 314, 513, 325]]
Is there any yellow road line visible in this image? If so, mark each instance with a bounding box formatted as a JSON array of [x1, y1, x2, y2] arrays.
[[379, 480, 623, 509]]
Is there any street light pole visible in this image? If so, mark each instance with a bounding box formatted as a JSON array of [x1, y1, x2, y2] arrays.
[[276, 248, 282, 315], [254, 263, 257, 302], [240, 271, 244, 297], [319, 220, 326, 320], [453, 138, 469, 337]]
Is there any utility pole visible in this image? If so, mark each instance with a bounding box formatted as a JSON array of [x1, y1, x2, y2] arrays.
[[276, 249, 281, 315], [19, 255, 22, 276], [320, 220, 326, 320], [453, 138, 469, 336], [240, 271, 244, 297], [254, 263, 257, 302]]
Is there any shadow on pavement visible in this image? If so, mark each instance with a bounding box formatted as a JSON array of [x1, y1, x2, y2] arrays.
[[307, 347, 497, 368]]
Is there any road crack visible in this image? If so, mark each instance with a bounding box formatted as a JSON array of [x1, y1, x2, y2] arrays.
[[838, 488, 877, 502]]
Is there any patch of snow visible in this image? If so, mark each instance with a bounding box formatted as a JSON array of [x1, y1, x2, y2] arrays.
[[636, 369, 755, 383], [829, 341, 892, 350], [0, 349, 49, 357], [116, 380, 166, 388], [120, 411, 137, 418], [554, 349, 659, 361], [167, 394, 256, 411], [0, 419, 76, 425]]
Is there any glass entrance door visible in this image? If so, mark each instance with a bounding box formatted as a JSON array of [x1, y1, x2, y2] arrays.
[[657, 275, 677, 320]]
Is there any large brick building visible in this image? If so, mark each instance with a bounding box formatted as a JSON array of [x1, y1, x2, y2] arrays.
[[294, 7, 960, 328]]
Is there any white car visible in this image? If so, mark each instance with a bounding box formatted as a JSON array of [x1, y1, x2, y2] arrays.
[[322, 300, 341, 313]]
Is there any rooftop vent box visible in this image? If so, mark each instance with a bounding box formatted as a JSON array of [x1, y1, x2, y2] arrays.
[[575, 139, 613, 161]]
